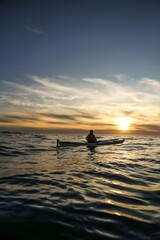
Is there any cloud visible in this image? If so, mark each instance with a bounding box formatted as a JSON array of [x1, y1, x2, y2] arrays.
[[140, 78, 160, 94], [0, 113, 41, 125], [30, 75, 77, 93], [58, 75, 76, 81], [0, 75, 160, 134], [41, 113, 76, 121], [133, 123, 160, 133], [0, 110, 102, 129], [26, 26, 47, 36], [82, 77, 136, 104], [0, 117, 14, 123], [140, 78, 160, 87], [83, 78, 108, 85], [29, 75, 108, 108], [1, 76, 159, 111], [0, 78, 79, 109], [114, 74, 127, 81], [40, 111, 101, 124]]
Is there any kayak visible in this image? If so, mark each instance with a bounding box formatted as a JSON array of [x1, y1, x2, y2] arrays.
[[56, 138, 125, 147]]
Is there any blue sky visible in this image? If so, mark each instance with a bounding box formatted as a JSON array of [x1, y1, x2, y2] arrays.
[[0, 0, 160, 135]]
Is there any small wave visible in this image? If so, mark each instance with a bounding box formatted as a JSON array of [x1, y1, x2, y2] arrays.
[[0, 148, 29, 157]]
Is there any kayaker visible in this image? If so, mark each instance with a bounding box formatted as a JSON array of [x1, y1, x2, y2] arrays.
[[86, 130, 97, 143]]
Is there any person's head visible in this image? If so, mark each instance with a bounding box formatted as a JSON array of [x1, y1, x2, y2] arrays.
[[90, 130, 93, 134]]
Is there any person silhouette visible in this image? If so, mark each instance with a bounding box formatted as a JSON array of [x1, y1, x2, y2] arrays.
[[86, 130, 97, 143]]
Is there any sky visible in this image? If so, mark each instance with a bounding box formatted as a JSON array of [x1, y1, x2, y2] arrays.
[[0, 0, 160, 135]]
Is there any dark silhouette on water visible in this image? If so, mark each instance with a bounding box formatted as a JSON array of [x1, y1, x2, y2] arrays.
[[86, 130, 97, 143]]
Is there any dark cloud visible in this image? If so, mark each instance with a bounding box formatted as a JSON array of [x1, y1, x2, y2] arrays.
[[45, 121, 68, 125], [75, 112, 100, 119], [41, 113, 76, 121], [0, 111, 100, 126], [0, 118, 14, 123], [122, 110, 135, 116], [134, 123, 160, 133], [5, 115, 38, 121], [40, 111, 104, 126], [0, 114, 40, 124], [66, 109, 102, 120]]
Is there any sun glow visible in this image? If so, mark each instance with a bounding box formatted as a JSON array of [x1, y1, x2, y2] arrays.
[[116, 117, 132, 130]]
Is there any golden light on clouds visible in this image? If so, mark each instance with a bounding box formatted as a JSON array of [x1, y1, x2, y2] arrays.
[[0, 75, 160, 135], [116, 117, 132, 131]]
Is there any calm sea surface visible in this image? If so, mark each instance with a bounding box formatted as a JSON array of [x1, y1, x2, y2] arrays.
[[0, 132, 159, 240]]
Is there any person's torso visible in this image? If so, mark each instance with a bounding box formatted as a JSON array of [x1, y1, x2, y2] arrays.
[[87, 134, 96, 142]]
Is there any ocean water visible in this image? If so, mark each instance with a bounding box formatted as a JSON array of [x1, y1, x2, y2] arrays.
[[0, 132, 159, 240]]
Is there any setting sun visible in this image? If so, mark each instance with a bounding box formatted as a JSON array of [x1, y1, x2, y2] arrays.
[[116, 117, 132, 130]]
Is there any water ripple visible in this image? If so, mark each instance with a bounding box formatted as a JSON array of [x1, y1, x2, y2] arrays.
[[0, 134, 160, 239]]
